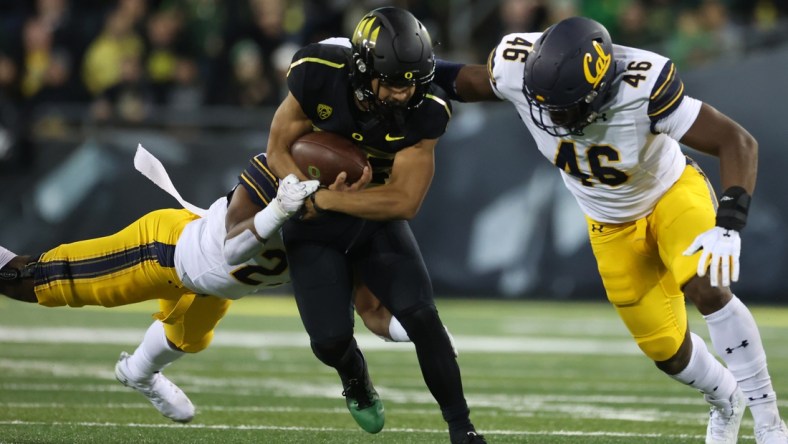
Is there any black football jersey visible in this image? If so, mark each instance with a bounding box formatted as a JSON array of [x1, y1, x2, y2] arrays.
[[287, 41, 452, 184]]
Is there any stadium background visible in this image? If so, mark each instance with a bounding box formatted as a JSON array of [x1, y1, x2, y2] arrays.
[[1, 0, 787, 302]]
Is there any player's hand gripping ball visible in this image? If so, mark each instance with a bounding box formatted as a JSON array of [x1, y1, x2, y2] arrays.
[[291, 132, 370, 186]]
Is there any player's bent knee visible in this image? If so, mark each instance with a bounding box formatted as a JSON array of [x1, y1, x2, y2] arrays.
[[177, 341, 210, 353], [397, 304, 441, 341], [637, 333, 683, 362], [168, 331, 214, 353], [311, 335, 356, 367]]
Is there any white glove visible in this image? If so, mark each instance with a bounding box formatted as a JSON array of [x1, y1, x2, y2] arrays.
[[682, 227, 741, 287], [276, 174, 320, 216]]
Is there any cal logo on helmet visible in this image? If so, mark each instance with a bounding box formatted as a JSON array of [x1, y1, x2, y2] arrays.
[[583, 40, 611, 88]]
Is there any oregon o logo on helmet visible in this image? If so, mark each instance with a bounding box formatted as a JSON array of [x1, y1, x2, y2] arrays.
[[404, 72, 413, 80], [583, 41, 611, 88]]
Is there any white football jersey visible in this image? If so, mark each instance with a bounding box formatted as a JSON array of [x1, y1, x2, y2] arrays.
[[489, 33, 702, 223], [174, 196, 289, 299]]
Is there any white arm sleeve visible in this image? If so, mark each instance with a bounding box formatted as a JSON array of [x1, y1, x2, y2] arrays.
[[223, 229, 264, 266], [223, 200, 288, 266], [653, 96, 702, 140]]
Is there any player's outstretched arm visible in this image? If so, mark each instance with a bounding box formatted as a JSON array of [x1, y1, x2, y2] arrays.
[[223, 174, 318, 265], [681, 103, 758, 287], [0, 250, 38, 303], [435, 60, 499, 102]]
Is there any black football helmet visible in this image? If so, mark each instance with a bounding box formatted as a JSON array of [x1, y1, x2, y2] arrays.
[[350, 7, 435, 122], [523, 17, 616, 137]]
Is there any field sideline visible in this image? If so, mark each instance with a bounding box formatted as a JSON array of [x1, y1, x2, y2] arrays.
[[1, 296, 787, 443]]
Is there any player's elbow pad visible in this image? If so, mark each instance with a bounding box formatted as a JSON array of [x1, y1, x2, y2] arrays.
[[223, 229, 264, 265]]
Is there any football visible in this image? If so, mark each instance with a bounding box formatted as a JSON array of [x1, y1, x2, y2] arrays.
[[291, 131, 369, 186]]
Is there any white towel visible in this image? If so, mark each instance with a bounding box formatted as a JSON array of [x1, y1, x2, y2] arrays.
[[134, 144, 207, 217]]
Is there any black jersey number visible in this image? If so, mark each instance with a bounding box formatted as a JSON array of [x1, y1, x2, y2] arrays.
[[501, 37, 532, 62], [554, 141, 628, 187], [623, 61, 652, 88], [231, 249, 287, 286]]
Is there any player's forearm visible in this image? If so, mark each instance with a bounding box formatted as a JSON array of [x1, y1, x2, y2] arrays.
[[313, 187, 424, 221], [266, 93, 314, 180], [718, 133, 758, 194], [434, 60, 498, 102], [266, 148, 305, 181], [455, 64, 499, 102]]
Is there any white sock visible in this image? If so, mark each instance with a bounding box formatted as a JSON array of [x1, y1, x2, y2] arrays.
[[126, 321, 185, 381], [705, 295, 781, 426], [388, 316, 410, 342], [670, 332, 738, 400]]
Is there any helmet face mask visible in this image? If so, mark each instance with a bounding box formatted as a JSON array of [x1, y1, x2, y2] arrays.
[[523, 17, 615, 137], [350, 7, 435, 123]]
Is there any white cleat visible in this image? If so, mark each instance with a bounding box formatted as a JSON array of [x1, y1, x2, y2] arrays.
[[705, 387, 746, 444], [755, 420, 788, 444], [114, 351, 195, 423]]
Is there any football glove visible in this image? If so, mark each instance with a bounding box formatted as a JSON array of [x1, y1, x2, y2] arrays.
[[276, 174, 320, 216], [683, 227, 741, 288]]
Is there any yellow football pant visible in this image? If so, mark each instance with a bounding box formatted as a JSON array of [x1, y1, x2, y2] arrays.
[[33, 209, 232, 352], [587, 164, 716, 361]]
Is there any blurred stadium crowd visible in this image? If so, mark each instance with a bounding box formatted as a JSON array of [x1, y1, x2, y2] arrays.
[[0, 0, 786, 168]]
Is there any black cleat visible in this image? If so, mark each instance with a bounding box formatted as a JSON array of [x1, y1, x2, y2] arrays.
[[454, 430, 487, 444]]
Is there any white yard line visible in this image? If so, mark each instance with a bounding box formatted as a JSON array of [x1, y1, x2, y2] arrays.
[[0, 326, 640, 355], [0, 419, 713, 440]]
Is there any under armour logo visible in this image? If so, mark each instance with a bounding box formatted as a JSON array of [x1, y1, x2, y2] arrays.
[[591, 224, 604, 233], [725, 340, 749, 354]]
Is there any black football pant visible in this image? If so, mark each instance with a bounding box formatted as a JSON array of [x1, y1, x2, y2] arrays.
[[282, 214, 471, 426]]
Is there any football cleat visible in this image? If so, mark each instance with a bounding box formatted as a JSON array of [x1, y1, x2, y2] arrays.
[[453, 430, 487, 444], [705, 387, 746, 444], [342, 377, 385, 433], [114, 351, 195, 423], [755, 419, 788, 444]]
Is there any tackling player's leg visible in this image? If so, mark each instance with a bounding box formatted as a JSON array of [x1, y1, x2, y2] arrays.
[[684, 277, 788, 444], [115, 321, 194, 423], [116, 294, 232, 423], [353, 283, 459, 357]]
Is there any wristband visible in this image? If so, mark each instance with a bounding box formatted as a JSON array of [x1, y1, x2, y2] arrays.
[[716, 186, 751, 231], [310, 191, 327, 214], [254, 199, 288, 239]]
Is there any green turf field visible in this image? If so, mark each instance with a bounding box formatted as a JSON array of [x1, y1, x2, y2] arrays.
[[1, 296, 787, 443]]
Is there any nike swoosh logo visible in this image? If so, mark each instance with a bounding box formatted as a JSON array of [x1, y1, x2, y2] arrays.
[[385, 134, 405, 141]]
